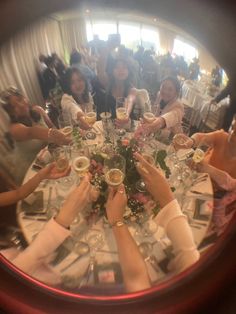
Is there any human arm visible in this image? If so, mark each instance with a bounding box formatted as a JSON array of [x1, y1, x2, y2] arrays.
[[135, 153, 199, 272], [197, 161, 236, 191], [142, 103, 184, 134], [0, 163, 70, 207], [10, 124, 70, 145], [106, 185, 151, 292], [34, 105, 55, 128], [61, 94, 90, 130], [11, 176, 91, 274]]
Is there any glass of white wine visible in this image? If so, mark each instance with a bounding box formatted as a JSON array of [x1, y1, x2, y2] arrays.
[[72, 156, 90, 178], [116, 97, 128, 123], [104, 154, 126, 187], [135, 143, 157, 192], [85, 109, 97, 140], [52, 147, 73, 188], [143, 111, 155, 124]]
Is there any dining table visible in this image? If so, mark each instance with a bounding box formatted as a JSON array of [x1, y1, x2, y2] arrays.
[[17, 120, 214, 292]]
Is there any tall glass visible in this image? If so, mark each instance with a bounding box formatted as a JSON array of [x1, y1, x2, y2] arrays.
[[104, 154, 126, 187], [116, 97, 128, 122], [72, 155, 90, 178], [85, 109, 97, 140], [52, 147, 73, 189]]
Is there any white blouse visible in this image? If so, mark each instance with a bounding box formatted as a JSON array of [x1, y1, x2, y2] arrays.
[[61, 93, 94, 125], [1, 218, 70, 284], [154, 199, 200, 273], [154, 94, 184, 136]]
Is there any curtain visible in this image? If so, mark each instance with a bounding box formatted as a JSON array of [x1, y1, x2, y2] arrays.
[[0, 18, 64, 105], [59, 18, 87, 63], [158, 27, 175, 54]]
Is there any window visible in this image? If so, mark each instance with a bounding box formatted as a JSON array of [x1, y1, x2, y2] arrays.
[[173, 38, 198, 62], [86, 20, 117, 41], [118, 22, 141, 50], [141, 27, 160, 51]]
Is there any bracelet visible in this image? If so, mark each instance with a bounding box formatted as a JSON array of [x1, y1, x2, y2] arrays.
[[110, 220, 125, 228], [47, 128, 53, 142]]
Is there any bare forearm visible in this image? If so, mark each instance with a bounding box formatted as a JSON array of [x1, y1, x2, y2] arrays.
[[113, 226, 150, 292], [0, 171, 44, 206]]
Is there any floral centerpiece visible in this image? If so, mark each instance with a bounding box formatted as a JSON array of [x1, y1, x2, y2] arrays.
[[87, 137, 171, 222]]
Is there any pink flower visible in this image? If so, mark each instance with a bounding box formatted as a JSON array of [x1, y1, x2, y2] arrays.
[[122, 138, 130, 146], [133, 193, 150, 204]]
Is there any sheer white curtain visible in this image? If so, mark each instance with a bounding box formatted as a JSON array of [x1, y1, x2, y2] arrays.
[[0, 18, 64, 105], [59, 18, 87, 63]]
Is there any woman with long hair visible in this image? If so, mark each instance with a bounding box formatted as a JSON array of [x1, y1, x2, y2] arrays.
[[61, 67, 94, 130], [1, 87, 70, 183], [140, 76, 184, 137]]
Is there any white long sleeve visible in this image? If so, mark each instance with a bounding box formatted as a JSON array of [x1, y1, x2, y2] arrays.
[[10, 219, 70, 275], [61, 94, 83, 124], [154, 199, 200, 273]]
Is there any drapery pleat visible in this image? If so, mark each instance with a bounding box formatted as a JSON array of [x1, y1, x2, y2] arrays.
[[0, 18, 64, 105], [59, 18, 87, 63]]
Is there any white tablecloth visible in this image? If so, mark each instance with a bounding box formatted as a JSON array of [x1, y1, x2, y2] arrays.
[[17, 122, 213, 289]]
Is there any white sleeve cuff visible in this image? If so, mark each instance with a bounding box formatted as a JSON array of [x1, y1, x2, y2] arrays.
[[154, 199, 185, 230]]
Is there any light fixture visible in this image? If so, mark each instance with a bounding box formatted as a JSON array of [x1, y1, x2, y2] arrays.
[[153, 18, 157, 22], [85, 9, 90, 14]]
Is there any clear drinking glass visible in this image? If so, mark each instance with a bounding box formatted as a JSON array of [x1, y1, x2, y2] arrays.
[[85, 109, 97, 140], [104, 154, 126, 187], [52, 147, 73, 188], [116, 97, 128, 122]]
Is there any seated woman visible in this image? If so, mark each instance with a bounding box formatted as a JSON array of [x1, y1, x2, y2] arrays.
[[1, 176, 93, 285], [97, 47, 149, 121], [139, 76, 184, 137], [106, 153, 199, 292], [61, 67, 93, 130], [1, 87, 70, 184], [174, 119, 236, 179]]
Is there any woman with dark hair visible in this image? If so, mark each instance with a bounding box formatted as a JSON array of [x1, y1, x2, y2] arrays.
[[140, 76, 184, 137], [97, 55, 137, 119], [61, 67, 94, 130], [0, 87, 70, 183]]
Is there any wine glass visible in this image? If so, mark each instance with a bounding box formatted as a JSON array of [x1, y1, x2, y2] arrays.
[[85, 109, 97, 140], [143, 111, 156, 124], [135, 145, 156, 192], [116, 97, 130, 131], [104, 154, 126, 187], [57, 113, 73, 138], [51, 147, 73, 189], [72, 155, 90, 178]]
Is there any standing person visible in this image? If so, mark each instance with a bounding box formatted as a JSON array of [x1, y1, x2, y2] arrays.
[[43, 56, 58, 100], [88, 35, 105, 56], [211, 65, 223, 87], [189, 57, 200, 81], [210, 80, 236, 131], [51, 53, 67, 78]]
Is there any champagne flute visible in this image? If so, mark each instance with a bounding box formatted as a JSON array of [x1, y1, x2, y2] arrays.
[[72, 156, 90, 178], [104, 154, 126, 187], [52, 147, 73, 189], [136, 145, 156, 192], [85, 109, 97, 140], [143, 111, 156, 124]]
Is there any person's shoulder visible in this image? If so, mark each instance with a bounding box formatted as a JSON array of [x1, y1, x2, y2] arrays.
[[211, 129, 228, 141]]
